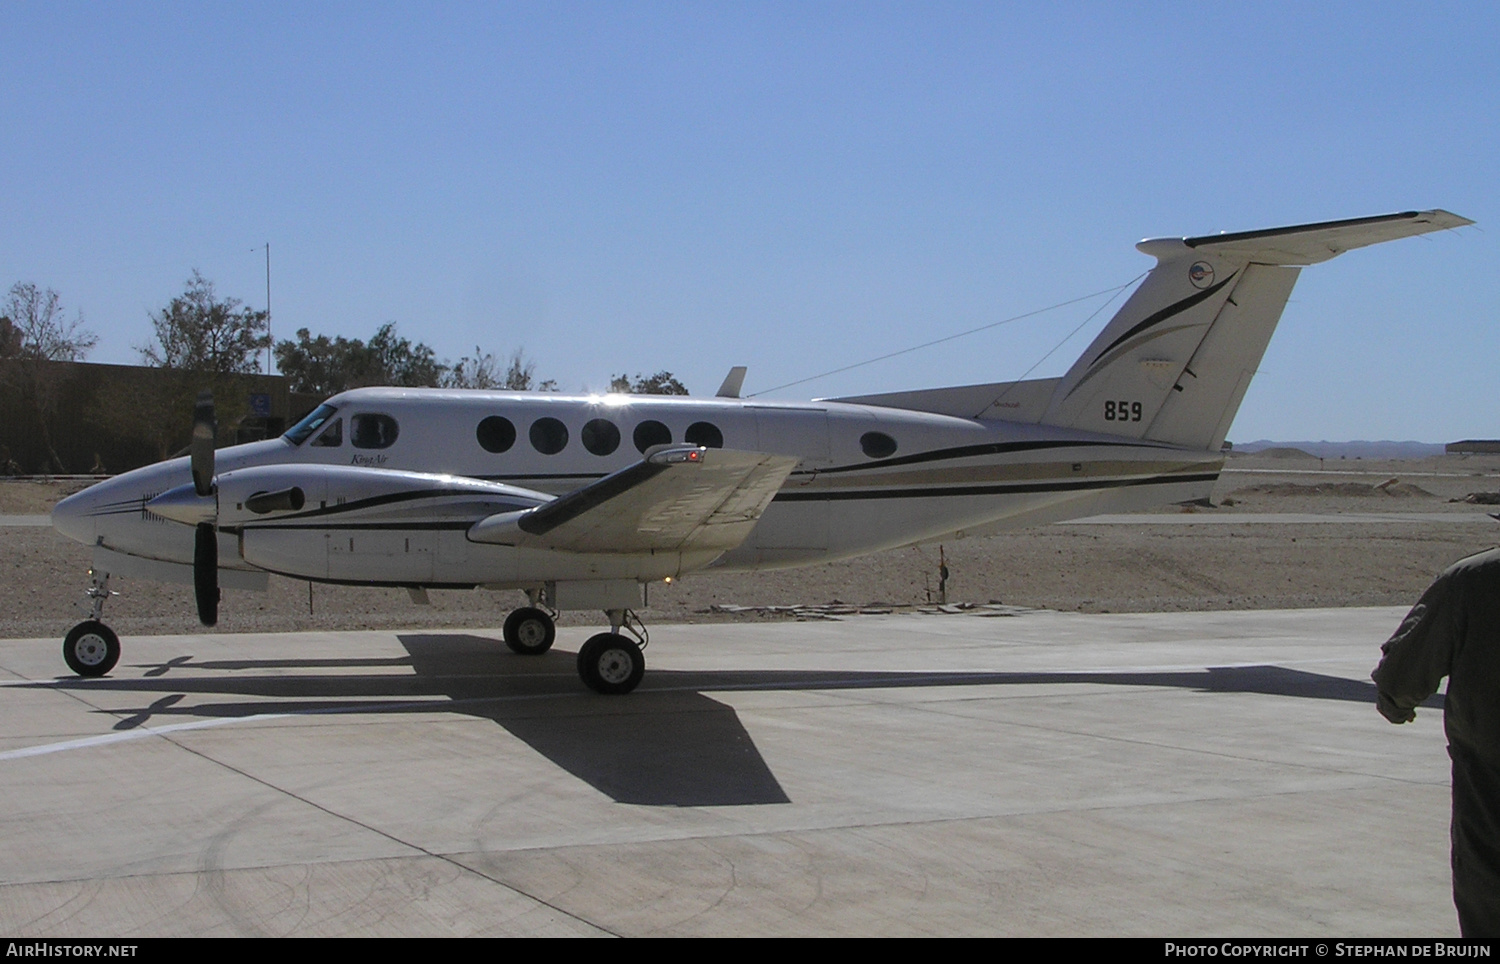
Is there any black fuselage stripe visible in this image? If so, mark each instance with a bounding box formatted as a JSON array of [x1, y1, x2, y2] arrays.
[[805, 438, 1175, 476], [239, 473, 1217, 523], [772, 472, 1219, 502], [476, 473, 607, 481], [270, 487, 533, 521], [242, 521, 478, 532]]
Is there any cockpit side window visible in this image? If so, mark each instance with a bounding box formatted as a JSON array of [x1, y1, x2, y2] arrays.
[[351, 413, 399, 449], [310, 417, 343, 447], [284, 404, 338, 445]]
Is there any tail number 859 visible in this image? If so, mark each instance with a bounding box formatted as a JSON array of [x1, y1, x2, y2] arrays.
[[1104, 400, 1142, 422]]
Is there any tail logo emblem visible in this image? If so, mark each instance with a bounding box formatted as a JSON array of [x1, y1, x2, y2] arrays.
[[1188, 261, 1215, 289]]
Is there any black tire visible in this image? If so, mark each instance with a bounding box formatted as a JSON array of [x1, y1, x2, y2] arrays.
[[503, 607, 556, 655], [63, 621, 120, 677], [576, 632, 645, 695]]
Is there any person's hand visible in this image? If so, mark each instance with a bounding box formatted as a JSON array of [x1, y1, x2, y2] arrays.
[[1377, 690, 1416, 724]]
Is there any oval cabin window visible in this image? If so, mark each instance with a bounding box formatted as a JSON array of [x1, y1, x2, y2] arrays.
[[860, 431, 898, 459], [581, 418, 621, 456], [476, 415, 517, 453], [530, 417, 569, 455], [684, 421, 724, 448], [632, 420, 672, 453]]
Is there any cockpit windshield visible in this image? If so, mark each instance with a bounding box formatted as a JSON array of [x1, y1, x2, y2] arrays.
[[283, 404, 338, 445]]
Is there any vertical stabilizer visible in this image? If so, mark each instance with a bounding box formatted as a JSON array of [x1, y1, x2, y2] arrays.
[[1039, 210, 1471, 450]]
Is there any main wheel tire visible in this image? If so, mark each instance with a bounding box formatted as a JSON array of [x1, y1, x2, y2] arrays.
[[503, 607, 556, 655], [63, 621, 120, 677], [576, 632, 644, 695]]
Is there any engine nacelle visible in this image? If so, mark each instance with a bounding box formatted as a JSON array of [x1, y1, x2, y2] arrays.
[[221, 465, 547, 582]]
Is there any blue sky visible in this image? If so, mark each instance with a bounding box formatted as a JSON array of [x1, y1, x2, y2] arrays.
[[1, 2, 1493, 442]]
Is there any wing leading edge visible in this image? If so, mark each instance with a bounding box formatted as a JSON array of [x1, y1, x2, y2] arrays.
[[467, 446, 800, 555]]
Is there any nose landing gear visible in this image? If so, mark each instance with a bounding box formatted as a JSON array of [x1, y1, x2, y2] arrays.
[[64, 570, 120, 677]]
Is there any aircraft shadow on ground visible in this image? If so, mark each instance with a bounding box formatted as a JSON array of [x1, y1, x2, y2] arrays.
[[35, 633, 1439, 807]]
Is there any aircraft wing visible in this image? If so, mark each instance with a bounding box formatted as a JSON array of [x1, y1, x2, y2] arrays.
[[468, 446, 800, 554]]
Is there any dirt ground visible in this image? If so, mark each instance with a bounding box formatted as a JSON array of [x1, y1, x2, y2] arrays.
[[4, 451, 1499, 640]]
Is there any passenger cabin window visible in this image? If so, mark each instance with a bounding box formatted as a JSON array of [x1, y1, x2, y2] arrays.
[[684, 421, 724, 448], [633, 420, 671, 453], [284, 404, 337, 445], [860, 431, 898, 459], [310, 418, 343, 447], [581, 418, 621, 456], [530, 417, 568, 455], [351, 413, 399, 449], [476, 415, 516, 453]]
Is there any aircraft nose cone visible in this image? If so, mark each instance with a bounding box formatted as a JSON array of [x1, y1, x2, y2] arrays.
[[51, 489, 96, 546]]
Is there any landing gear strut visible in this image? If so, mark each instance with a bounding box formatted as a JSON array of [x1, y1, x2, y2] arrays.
[[501, 595, 649, 694], [576, 608, 647, 695], [64, 569, 120, 677]]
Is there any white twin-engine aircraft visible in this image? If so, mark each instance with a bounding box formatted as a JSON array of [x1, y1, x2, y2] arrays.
[[51, 210, 1471, 693]]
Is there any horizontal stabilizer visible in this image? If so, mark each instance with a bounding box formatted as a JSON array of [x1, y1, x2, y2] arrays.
[[1136, 209, 1473, 266]]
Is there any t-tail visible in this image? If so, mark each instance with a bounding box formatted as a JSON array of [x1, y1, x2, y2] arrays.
[[1039, 210, 1472, 450], [835, 210, 1471, 451]]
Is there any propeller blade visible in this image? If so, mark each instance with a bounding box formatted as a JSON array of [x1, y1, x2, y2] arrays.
[[194, 522, 219, 626], [191, 392, 216, 497]]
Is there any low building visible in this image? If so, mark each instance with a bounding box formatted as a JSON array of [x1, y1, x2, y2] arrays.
[[0, 359, 320, 474], [1446, 440, 1500, 455]]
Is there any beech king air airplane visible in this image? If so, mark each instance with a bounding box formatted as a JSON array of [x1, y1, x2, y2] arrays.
[[51, 210, 1472, 693]]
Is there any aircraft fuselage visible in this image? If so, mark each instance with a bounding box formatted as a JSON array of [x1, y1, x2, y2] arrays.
[[54, 388, 1220, 590]]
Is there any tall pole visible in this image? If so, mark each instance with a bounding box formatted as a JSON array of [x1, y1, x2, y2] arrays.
[[264, 242, 273, 375]]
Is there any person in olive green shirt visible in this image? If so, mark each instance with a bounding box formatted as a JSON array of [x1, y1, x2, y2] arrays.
[[1373, 547, 1500, 938]]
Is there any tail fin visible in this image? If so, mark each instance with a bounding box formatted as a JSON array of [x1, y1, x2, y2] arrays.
[[1039, 210, 1472, 450]]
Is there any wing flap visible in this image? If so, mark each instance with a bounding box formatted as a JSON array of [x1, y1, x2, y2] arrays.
[[468, 447, 799, 554]]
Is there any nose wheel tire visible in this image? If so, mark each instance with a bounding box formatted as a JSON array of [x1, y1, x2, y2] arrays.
[[503, 607, 557, 655], [577, 632, 645, 695], [63, 621, 120, 677]]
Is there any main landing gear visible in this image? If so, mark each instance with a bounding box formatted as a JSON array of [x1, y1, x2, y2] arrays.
[[577, 609, 647, 696], [63, 569, 120, 677], [501, 599, 648, 695], [502, 606, 557, 655]]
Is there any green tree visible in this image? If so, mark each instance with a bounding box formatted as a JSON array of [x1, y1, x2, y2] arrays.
[[279, 327, 558, 395], [0, 318, 20, 357], [139, 271, 269, 373], [272, 329, 369, 397], [447, 347, 557, 391], [610, 370, 689, 395], [275, 322, 450, 395], [2, 283, 97, 361], [0, 283, 97, 471], [366, 322, 445, 387], [446, 346, 502, 389]]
